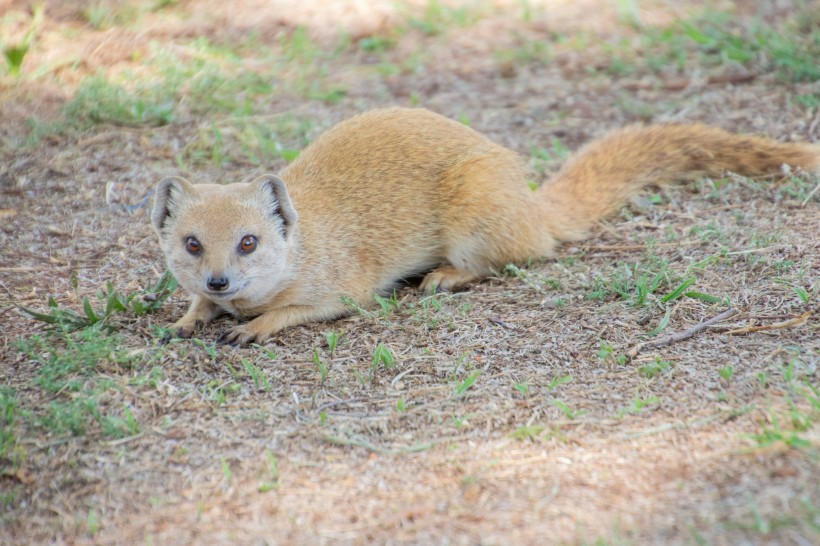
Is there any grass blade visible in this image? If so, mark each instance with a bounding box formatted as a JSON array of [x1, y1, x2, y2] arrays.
[[647, 305, 672, 336], [684, 291, 722, 303], [662, 276, 696, 303]]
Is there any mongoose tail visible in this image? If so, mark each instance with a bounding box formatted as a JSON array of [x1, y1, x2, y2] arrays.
[[538, 123, 820, 242]]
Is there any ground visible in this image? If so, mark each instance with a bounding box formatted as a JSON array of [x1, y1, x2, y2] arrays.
[[0, 0, 818, 544]]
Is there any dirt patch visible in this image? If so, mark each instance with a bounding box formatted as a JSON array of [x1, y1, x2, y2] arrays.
[[1, 1, 818, 544]]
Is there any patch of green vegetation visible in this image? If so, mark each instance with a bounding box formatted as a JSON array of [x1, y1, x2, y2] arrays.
[[745, 362, 820, 453], [455, 370, 480, 396], [82, 1, 141, 30], [587, 257, 671, 306], [371, 342, 396, 381], [512, 381, 530, 396], [15, 324, 148, 438], [718, 365, 734, 383], [278, 26, 350, 101], [638, 357, 673, 379], [406, 0, 483, 36], [18, 326, 136, 393], [529, 138, 570, 176], [181, 115, 312, 168], [795, 93, 820, 109], [1, 5, 43, 77], [24, 35, 291, 142], [504, 263, 562, 293], [510, 423, 545, 441], [601, 10, 820, 83], [617, 393, 660, 418], [0, 386, 22, 463], [207, 379, 241, 406], [64, 39, 277, 128], [551, 399, 587, 420], [21, 271, 177, 333], [598, 341, 627, 366], [242, 359, 271, 391], [776, 173, 820, 203], [547, 375, 573, 391], [719, 494, 820, 538], [495, 36, 552, 68], [586, 248, 726, 316], [373, 292, 402, 317], [7, 270, 181, 445], [258, 450, 280, 492], [65, 75, 174, 126], [359, 35, 396, 53]]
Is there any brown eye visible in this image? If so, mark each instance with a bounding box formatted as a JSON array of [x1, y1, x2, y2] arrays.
[[185, 237, 202, 255], [239, 235, 257, 254]]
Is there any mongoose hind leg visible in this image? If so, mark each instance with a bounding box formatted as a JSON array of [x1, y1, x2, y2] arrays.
[[420, 265, 482, 293]]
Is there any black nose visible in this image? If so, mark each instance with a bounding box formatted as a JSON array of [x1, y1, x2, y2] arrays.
[[207, 277, 230, 291]]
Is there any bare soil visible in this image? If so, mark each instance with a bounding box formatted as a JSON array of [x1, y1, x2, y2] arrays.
[[1, 1, 818, 544]]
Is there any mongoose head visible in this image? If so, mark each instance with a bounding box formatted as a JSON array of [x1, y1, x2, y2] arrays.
[[151, 174, 298, 306]]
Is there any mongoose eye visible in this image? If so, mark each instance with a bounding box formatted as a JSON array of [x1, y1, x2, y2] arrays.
[[239, 235, 258, 254], [185, 237, 202, 255]]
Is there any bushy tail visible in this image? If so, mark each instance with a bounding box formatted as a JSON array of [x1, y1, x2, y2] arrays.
[[537, 124, 820, 242]]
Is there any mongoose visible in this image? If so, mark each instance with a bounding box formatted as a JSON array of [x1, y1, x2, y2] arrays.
[[151, 107, 820, 344]]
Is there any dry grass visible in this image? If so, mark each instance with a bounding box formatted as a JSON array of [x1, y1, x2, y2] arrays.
[[1, 1, 818, 544]]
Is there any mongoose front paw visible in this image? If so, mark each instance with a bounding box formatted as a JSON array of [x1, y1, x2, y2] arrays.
[[162, 319, 204, 342], [218, 324, 269, 346]]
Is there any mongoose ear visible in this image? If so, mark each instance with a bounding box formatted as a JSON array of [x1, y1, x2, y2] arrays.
[[249, 174, 298, 237], [151, 176, 198, 236]]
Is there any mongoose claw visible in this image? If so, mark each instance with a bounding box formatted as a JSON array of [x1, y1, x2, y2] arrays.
[[159, 322, 197, 343], [219, 324, 265, 346]]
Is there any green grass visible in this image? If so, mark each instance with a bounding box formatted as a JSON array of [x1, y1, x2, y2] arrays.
[[371, 342, 396, 380], [617, 393, 660, 418], [551, 399, 587, 420], [510, 423, 545, 441], [0, 387, 21, 462], [258, 450, 280, 492], [181, 115, 313, 168], [6, 272, 181, 447], [406, 0, 483, 36], [495, 36, 552, 70], [63, 42, 275, 128], [1, 4, 43, 77], [529, 138, 570, 176], [20, 270, 177, 333], [638, 358, 673, 379], [455, 370, 481, 396], [15, 324, 150, 438], [744, 362, 820, 453], [25, 30, 341, 145], [599, 10, 820, 84]]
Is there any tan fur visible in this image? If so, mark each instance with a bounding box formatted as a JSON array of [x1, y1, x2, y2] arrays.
[[151, 107, 820, 344]]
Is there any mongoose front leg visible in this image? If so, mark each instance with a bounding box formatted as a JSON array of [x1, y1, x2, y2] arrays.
[[420, 266, 482, 293], [220, 303, 346, 346], [172, 295, 222, 338]]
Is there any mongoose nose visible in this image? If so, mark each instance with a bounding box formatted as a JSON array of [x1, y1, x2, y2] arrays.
[[207, 277, 230, 291]]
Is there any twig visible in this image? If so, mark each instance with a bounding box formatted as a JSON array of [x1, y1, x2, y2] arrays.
[[580, 240, 702, 252], [725, 310, 812, 336], [726, 245, 783, 256], [627, 308, 738, 359], [324, 434, 433, 455], [802, 182, 820, 207], [489, 316, 516, 329]]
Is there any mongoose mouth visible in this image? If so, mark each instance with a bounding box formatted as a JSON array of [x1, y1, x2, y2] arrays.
[[205, 288, 240, 299]]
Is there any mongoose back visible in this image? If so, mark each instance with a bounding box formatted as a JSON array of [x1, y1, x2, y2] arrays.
[[152, 107, 820, 344]]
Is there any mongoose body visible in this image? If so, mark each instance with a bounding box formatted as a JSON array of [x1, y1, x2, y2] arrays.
[[152, 107, 820, 344]]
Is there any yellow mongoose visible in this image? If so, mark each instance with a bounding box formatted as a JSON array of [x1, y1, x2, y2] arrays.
[[151, 107, 820, 344]]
